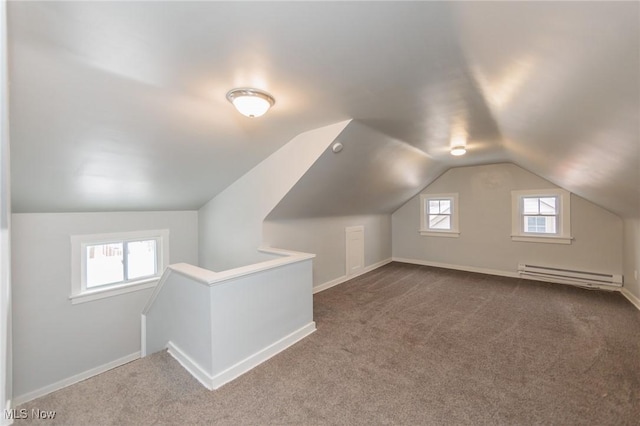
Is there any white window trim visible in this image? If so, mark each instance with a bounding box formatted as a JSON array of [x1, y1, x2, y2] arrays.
[[70, 229, 170, 304], [420, 193, 460, 238], [511, 189, 572, 244]]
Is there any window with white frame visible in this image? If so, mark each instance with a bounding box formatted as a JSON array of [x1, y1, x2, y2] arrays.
[[511, 189, 571, 244], [420, 193, 459, 237], [70, 229, 169, 304]]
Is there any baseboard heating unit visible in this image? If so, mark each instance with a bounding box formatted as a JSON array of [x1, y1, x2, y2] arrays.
[[517, 263, 623, 290]]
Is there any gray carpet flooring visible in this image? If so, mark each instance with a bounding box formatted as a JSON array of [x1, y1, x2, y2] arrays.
[[16, 262, 640, 425]]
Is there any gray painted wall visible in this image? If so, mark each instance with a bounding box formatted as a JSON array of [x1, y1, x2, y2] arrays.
[[1, 0, 11, 413], [623, 218, 640, 300], [392, 163, 623, 276], [11, 211, 198, 399], [263, 214, 392, 288]]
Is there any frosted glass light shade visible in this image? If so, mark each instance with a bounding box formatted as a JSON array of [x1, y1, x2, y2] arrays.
[[226, 88, 275, 118], [450, 146, 467, 156]]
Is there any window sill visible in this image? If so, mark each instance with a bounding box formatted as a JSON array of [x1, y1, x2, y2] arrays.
[[69, 277, 159, 304], [511, 235, 573, 245], [420, 230, 460, 238]]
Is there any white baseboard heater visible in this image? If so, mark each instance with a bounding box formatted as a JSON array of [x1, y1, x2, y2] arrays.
[[517, 263, 623, 290]]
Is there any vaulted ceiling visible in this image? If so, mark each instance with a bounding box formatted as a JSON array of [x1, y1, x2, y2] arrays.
[[7, 2, 639, 218]]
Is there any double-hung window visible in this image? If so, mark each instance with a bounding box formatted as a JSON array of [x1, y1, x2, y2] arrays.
[[511, 189, 571, 244], [420, 193, 459, 237], [523, 196, 558, 234], [71, 229, 169, 304]]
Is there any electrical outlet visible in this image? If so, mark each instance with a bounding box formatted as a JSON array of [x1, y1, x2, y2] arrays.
[[635, 270, 638, 281]]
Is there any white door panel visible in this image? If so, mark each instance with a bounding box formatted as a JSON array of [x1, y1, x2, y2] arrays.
[[346, 226, 364, 277]]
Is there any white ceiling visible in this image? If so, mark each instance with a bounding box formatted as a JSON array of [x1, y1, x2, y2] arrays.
[[7, 2, 639, 218]]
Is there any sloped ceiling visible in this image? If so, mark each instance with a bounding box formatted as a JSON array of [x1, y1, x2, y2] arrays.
[[453, 2, 640, 219], [267, 121, 448, 219], [7, 2, 639, 218]]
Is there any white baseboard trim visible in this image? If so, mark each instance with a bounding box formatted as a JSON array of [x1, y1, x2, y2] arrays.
[[392, 257, 519, 279], [394, 257, 634, 295], [166, 342, 213, 390], [12, 352, 140, 407], [167, 321, 316, 390], [210, 321, 316, 389], [313, 258, 392, 294], [621, 287, 640, 311]]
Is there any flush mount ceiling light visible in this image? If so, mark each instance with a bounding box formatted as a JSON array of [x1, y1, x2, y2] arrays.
[[226, 88, 275, 118], [450, 146, 467, 156]]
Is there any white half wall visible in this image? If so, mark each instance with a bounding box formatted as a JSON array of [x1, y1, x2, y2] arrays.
[[263, 214, 392, 288], [198, 120, 350, 271], [392, 163, 623, 278], [11, 211, 198, 401], [144, 249, 315, 390]]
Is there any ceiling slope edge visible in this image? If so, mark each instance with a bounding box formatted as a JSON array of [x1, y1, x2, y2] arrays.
[[266, 121, 447, 221]]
